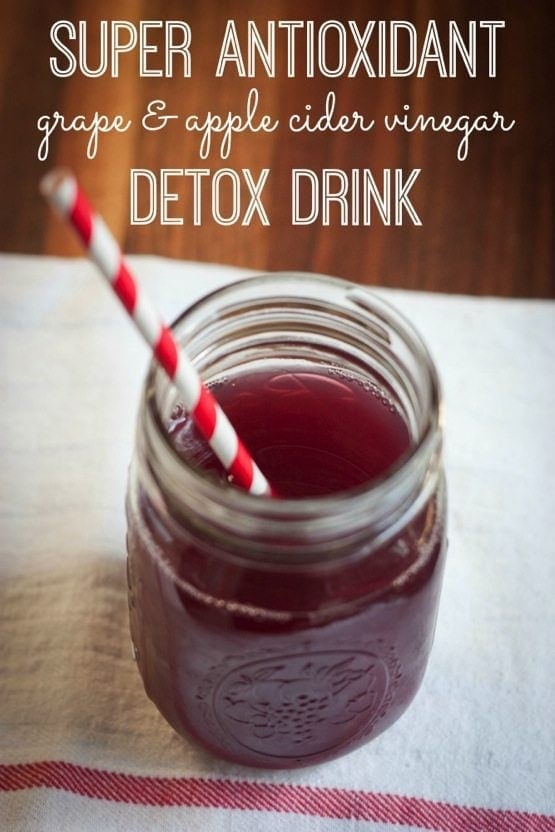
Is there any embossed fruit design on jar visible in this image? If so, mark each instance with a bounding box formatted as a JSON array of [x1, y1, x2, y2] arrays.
[[212, 648, 398, 759], [126, 274, 447, 768]]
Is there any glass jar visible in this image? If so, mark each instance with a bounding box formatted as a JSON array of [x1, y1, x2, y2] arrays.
[[126, 273, 446, 769]]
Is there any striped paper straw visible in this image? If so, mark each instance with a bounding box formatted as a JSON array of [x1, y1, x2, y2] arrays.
[[40, 168, 272, 497]]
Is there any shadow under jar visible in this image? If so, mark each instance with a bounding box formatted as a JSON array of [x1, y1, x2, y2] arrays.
[[126, 273, 447, 769]]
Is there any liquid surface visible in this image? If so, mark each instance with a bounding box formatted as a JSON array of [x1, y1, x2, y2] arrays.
[[168, 368, 411, 496]]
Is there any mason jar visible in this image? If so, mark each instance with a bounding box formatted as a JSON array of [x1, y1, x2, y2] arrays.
[[126, 273, 447, 769]]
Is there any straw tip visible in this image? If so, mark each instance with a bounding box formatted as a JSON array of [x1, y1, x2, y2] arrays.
[[39, 167, 74, 199]]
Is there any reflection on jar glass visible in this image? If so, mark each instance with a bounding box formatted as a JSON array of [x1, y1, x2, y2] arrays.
[[126, 273, 447, 769]]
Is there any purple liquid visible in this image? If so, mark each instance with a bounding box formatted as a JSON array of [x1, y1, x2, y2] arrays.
[[169, 369, 410, 496], [127, 367, 446, 767]]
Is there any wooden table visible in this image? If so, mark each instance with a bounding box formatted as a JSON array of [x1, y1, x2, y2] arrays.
[[0, 0, 552, 297]]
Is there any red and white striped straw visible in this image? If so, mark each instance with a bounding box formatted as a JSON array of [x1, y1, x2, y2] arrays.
[[40, 168, 272, 497]]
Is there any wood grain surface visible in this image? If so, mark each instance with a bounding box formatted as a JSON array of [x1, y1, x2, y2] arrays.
[[0, 0, 552, 297]]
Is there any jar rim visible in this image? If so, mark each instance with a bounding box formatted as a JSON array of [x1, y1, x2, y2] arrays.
[[141, 272, 442, 545]]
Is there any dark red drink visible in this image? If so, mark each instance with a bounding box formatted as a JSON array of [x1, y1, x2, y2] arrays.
[[169, 368, 412, 496], [127, 360, 446, 767]]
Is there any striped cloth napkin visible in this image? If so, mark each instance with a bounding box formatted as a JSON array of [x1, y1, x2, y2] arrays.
[[1, 255, 554, 832]]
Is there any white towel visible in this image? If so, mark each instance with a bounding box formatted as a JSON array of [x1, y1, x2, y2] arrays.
[[1, 254, 554, 832]]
